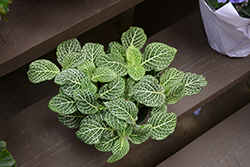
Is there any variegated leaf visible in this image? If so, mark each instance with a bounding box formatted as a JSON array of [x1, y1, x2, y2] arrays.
[[124, 78, 136, 99], [95, 53, 127, 77], [147, 112, 177, 140], [104, 98, 138, 124], [56, 38, 81, 66], [131, 75, 165, 107], [27, 59, 60, 84], [126, 45, 142, 66], [81, 42, 105, 62], [141, 42, 177, 71], [48, 93, 77, 114], [76, 118, 109, 145], [160, 68, 184, 88], [107, 137, 130, 163], [127, 64, 145, 81], [109, 41, 126, 57], [130, 124, 152, 144], [95, 135, 119, 152], [58, 111, 85, 129], [73, 89, 99, 114], [165, 82, 185, 104], [150, 104, 168, 116], [182, 72, 207, 96], [91, 67, 117, 83], [99, 77, 125, 100], [60, 83, 81, 98], [121, 27, 147, 50], [104, 111, 127, 131], [54, 68, 85, 85], [61, 52, 85, 70], [117, 124, 133, 137], [81, 77, 97, 93], [77, 61, 96, 78]]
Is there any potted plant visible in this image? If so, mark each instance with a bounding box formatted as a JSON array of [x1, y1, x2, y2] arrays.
[[0, 141, 16, 167], [199, 0, 250, 57], [27, 27, 207, 163]]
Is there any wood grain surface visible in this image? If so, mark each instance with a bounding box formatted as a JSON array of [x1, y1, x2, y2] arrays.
[[157, 102, 250, 167], [0, 0, 143, 77]]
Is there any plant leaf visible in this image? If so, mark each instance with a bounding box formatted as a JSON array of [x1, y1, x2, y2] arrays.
[[182, 72, 207, 96], [27, 59, 60, 84], [147, 112, 177, 140], [150, 104, 168, 116], [160, 68, 184, 88], [95, 135, 119, 152], [104, 111, 127, 131], [56, 38, 81, 66], [91, 67, 117, 83], [124, 78, 136, 99], [73, 89, 99, 114], [81, 42, 105, 62], [109, 41, 126, 57], [127, 63, 146, 81], [104, 98, 138, 124], [99, 77, 125, 100], [107, 137, 130, 163], [61, 52, 85, 70], [165, 82, 185, 104], [0, 141, 16, 167], [81, 77, 97, 93], [126, 45, 142, 66], [131, 75, 166, 107], [141, 42, 177, 71], [117, 124, 133, 137], [95, 53, 127, 77], [77, 61, 96, 78], [54, 68, 85, 85], [129, 124, 152, 144], [121, 27, 147, 50], [58, 111, 85, 129], [48, 93, 77, 114], [76, 117, 109, 145]]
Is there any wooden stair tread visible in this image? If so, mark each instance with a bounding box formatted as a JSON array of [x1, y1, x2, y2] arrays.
[[0, 0, 143, 77]]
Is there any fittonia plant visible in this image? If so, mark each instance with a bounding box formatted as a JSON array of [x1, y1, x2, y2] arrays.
[[27, 27, 207, 163]]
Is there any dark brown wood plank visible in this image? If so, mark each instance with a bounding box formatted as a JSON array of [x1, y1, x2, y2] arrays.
[[157, 102, 250, 167], [0, 0, 143, 77]]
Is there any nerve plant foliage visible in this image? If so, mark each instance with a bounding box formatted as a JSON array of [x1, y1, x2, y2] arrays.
[[27, 27, 207, 163]]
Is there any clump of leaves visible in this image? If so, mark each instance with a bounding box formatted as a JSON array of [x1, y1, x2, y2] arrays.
[[0, 141, 16, 167], [0, 0, 12, 21], [27, 27, 207, 163]]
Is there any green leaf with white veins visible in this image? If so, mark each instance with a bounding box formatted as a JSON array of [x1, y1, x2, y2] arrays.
[[182, 72, 208, 96], [95, 53, 127, 77], [107, 137, 130, 163], [110, 42, 126, 57], [58, 111, 85, 129], [61, 52, 85, 70], [73, 89, 99, 114], [160, 68, 184, 88], [126, 45, 142, 66], [117, 124, 133, 137], [131, 75, 166, 107], [142, 42, 177, 71], [121, 27, 147, 50], [48, 93, 77, 114], [104, 98, 138, 124], [54, 68, 85, 85], [150, 104, 168, 116], [127, 63, 146, 81], [77, 61, 96, 78], [27, 59, 60, 84], [56, 38, 81, 66], [92, 67, 117, 83], [148, 112, 177, 140], [104, 111, 127, 131], [76, 117, 110, 145], [99, 77, 125, 100], [81, 42, 105, 62], [165, 82, 185, 104], [130, 124, 152, 144], [81, 77, 97, 93], [95, 135, 119, 152]]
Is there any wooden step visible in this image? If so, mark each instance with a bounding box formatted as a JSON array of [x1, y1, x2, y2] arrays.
[[157, 102, 250, 167], [1, 10, 250, 166], [0, 0, 143, 77]]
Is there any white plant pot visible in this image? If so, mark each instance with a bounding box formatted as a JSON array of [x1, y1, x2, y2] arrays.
[[199, 0, 250, 57]]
